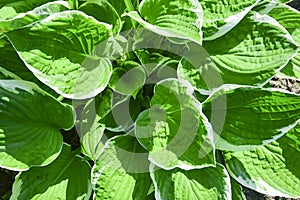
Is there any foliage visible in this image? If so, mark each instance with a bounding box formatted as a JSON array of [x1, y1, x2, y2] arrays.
[[0, 0, 300, 199]]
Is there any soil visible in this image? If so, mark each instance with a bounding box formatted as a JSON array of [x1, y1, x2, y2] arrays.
[[1, 0, 300, 199]]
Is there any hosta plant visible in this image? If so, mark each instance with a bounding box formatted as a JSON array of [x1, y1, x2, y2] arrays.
[[0, 0, 300, 199]]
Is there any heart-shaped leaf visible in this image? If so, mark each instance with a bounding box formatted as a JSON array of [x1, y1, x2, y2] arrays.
[[92, 135, 152, 200], [0, 80, 75, 171], [6, 11, 113, 99], [135, 79, 215, 169], [10, 143, 92, 200]]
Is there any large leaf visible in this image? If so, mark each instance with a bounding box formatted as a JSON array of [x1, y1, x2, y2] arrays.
[[0, 80, 75, 171], [0, 0, 56, 21], [203, 86, 300, 151], [79, 0, 122, 34], [92, 135, 152, 200], [124, 0, 203, 44], [269, 5, 300, 80], [224, 123, 300, 198], [150, 163, 231, 199], [0, 37, 57, 96], [6, 10, 113, 99], [0, 1, 69, 33], [192, 12, 298, 88], [200, 0, 259, 40], [135, 79, 215, 169], [10, 143, 92, 200]]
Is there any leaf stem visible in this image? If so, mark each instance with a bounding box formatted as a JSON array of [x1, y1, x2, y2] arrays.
[[124, 0, 137, 28]]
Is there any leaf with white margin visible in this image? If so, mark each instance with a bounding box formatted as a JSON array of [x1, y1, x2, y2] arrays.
[[198, 12, 298, 88], [0, 0, 56, 21], [0, 37, 57, 96], [150, 163, 231, 200], [0, 1, 70, 33], [80, 119, 105, 161], [92, 134, 152, 200], [0, 66, 21, 80], [77, 98, 106, 161], [79, 0, 122, 34], [0, 80, 75, 171], [6, 11, 113, 99], [203, 86, 300, 151], [10, 143, 92, 200], [200, 0, 259, 40], [224, 123, 300, 198], [253, 0, 293, 14], [135, 78, 215, 170], [269, 5, 300, 80], [123, 0, 203, 44]]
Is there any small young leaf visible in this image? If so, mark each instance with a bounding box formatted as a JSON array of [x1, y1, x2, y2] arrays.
[[109, 61, 146, 96]]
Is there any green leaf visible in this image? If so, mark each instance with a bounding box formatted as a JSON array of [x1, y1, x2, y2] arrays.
[[80, 119, 105, 161], [76, 98, 106, 161], [0, 66, 20, 80], [253, 0, 293, 14], [231, 178, 246, 200], [200, 0, 259, 40], [203, 86, 300, 151], [104, 0, 139, 16], [198, 12, 298, 88], [0, 80, 75, 171], [135, 50, 173, 75], [135, 79, 215, 169], [150, 163, 231, 199], [10, 143, 92, 200], [269, 5, 300, 80], [0, 37, 57, 96], [6, 11, 113, 99], [124, 0, 203, 44], [0, 0, 56, 20], [92, 135, 152, 200], [224, 123, 300, 198], [0, 1, 69, 33], [79, 0, 122, 34], [109, 61, 146, 96]]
